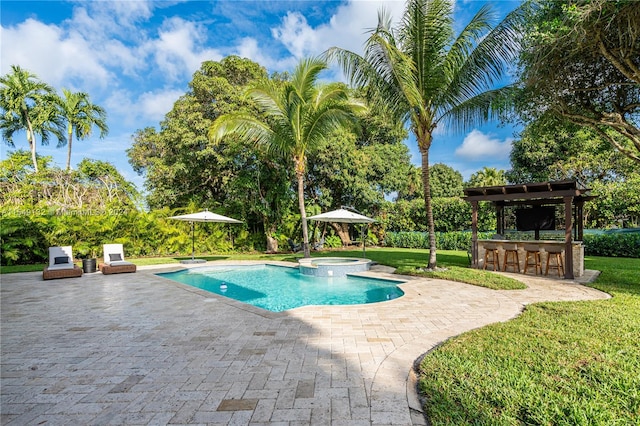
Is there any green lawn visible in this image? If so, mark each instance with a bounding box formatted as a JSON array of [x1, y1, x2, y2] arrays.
[[418, 255, 640, 425]]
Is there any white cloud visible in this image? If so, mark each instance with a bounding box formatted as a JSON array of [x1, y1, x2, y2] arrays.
[[1, 19, 112, 88], [138, 89, 183, 122], [271, 12, 318, 58], [150, 17, 223, 80], [102, 87, 181, 128], [271, 0, 407, 60], [455, 129, 512, 160]]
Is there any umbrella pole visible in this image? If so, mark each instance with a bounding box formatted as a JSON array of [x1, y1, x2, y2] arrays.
[[191, 222, 195, 261], [361, 225, 366, 258]]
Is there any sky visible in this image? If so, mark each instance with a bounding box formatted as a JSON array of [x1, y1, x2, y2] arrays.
[[1, 0, 521, 192]]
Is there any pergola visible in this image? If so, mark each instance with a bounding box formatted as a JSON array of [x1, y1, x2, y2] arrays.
[[463, 180, 596, 279]]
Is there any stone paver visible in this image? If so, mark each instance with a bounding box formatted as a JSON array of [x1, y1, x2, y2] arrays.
[[1, 262, 609, 425]]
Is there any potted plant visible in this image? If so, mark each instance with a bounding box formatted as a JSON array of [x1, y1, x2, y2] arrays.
[[78, 245, 98, 273]]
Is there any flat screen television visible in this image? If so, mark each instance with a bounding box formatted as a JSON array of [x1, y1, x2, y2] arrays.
[[515, 207, 556, 231]]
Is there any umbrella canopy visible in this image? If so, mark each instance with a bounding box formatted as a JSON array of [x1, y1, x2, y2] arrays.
[[307, 208, 375, 224], [169, 209, 242, 263], [307, 209, 375, 257], [169, 210, 243, 224]]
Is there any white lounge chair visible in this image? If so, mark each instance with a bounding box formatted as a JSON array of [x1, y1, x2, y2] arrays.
[[100, 244, 136, 275], [43, 246, 83, 280]]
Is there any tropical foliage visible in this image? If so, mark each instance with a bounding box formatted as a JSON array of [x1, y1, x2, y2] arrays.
[[0, 151, 138, 211], [326, 0, 527, 268], [508, 120, 640, 228], [515, 0, 640, 163], [56, 89, 108, 171], [209, 57, 364, 257], [128, 56, 268, 210], [0, 65, 63, 172]]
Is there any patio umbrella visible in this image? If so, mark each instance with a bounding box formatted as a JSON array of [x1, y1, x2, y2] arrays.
[[307, 208, 375, 257], [169, 209, 242, 263]]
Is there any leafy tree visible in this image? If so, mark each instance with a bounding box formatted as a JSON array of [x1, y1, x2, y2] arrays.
[[127, 56, 268, 209], [326, 0, 525, 268], [467, 167, 506, 187], [396, 165, 424, 201], [430, 163, 463, 198], [0, 151, 138, 211], [507, 119, 639, 228], [209, 57, 364, 257], [306, 94, 411, 244], [516, 0, 640, 163], [56, 89, 108, 171], [0, 65, 63, 172], [508, 120, 637, 185], [77, 158, 139, 207]]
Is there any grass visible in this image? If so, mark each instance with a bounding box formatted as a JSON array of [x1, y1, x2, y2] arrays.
[[417, 255, 640, 425]]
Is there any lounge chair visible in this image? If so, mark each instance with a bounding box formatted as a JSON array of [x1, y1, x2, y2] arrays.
[[43, 246, 83, 280], [288, 238, 302, 253], [99, 244, 137, 275], [313, 237, 325, 251]]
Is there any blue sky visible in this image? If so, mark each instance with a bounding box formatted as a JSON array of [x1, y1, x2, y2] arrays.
[[1, 0, 521, 191]]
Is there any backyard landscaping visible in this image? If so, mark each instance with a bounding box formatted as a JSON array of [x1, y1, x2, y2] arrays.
[[3, 248, 638, 424]]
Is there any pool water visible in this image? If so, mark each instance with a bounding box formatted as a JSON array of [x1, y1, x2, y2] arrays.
[[157, 264, 405, 312]]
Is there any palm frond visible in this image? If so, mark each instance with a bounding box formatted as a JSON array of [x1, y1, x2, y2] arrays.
[[439, 85, 518, 132], [443, 2, 527, 109]]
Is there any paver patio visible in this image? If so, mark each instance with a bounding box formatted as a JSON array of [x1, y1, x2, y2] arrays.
[[1, 261, 609, 425]]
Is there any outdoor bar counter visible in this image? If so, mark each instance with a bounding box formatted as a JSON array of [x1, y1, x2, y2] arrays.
[[477, 239, 585, 277]]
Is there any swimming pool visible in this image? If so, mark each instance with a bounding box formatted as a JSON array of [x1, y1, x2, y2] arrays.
[[157, 264, 405, 312]]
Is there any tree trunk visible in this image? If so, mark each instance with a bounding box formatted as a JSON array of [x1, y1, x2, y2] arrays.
[[265, 222, 279, 253], [26, 116, 38, 172], [421, 149, 437, 269], [330, 222, 351, 245], [296, 170, 311, 258], [66, 130, 73, 171], [265, 235, 279, 253]]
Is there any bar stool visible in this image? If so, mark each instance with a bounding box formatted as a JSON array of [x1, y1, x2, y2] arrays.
[[502, 242, 520, 273], [545, 247, 565, 277], [523, 244, 542, 275], [483, 243, 500, 271]]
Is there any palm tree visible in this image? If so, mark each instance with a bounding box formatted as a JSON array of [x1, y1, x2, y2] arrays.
[[209, 57, 364, 257], [326, 0, 525, 268], [0, 65, 62, 172], [57, 89, 108, 171], [468, 167, 506, 188]]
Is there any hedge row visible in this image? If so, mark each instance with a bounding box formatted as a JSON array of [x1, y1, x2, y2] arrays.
[[583, 233, 640, 258], [384, 231, 640, 258], [384, 231, 494, 251]]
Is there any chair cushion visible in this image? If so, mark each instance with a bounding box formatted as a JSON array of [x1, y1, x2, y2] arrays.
[[109, 253, 123, 262], [54, 256, 70, 265], [109, 260, 133, 267], [46, 263, 75, 271]]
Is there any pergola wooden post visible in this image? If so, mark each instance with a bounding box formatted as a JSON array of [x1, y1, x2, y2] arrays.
[[471, 201, 478, 267], [463, 180, 595, 280], [564, 196, 573, 279]]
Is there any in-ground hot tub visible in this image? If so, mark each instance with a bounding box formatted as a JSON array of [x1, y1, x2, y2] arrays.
[[298, 257, 372, 277]]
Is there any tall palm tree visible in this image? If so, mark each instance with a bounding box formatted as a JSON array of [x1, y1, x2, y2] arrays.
[[57, 89, 108, 171], [325, 0, 525, 268], [209, 57, 364, 257], [0, 65, 62, 172]]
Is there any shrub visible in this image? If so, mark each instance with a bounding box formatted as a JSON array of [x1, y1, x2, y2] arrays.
[[583, 232, 640, 258], [384, 231, 494, 251], [324, 235, 342, 248]]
